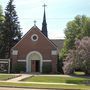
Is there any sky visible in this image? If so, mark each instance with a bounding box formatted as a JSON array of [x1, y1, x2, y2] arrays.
[[1, 0, 90, 39]]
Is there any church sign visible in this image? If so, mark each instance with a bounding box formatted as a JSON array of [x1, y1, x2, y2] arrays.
[[0, 59, 10, 73]]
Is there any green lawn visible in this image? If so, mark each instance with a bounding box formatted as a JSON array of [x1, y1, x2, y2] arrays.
[[74, 71, 85, 75], [22, 76, 90, 84], [0, 74, 89, 90], [0, 74, 17, 80], [0, 82, 90, 90]]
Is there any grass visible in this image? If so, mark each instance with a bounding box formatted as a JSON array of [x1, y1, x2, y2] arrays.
[[0, 82, 90, 90], [0, 74, 17, 80], [0, 74, 89, 89], [74, 71, 85, 75], [22, 76, 90, 84]]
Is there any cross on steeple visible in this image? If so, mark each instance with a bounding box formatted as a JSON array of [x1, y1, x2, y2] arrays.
[[42, 3, 47, 10], [42, 3, 48, 37], [34, 20, 36, 26]]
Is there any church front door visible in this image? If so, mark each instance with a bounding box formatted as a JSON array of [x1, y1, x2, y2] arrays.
[[31, 60, 40, 72]]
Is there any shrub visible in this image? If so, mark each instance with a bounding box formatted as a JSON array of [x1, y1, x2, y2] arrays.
[[63, 50, 75, 74], [14, 63, 26, 73], [42, 62, 52, 74], [57, 55, 64, 74]]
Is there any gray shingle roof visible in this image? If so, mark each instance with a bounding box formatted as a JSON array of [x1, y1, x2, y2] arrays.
[[51, 39, 64, 51]]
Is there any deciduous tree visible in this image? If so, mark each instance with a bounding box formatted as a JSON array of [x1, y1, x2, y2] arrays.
[[60, 15, 90, 58], [63, 37, 90, 75]]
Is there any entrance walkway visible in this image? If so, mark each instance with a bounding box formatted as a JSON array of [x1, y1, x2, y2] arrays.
[[7, 74, 31, 82], [0, 87, 48, 90]]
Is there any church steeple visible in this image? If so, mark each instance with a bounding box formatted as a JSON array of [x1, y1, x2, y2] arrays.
[[42, 4, 48, 37]]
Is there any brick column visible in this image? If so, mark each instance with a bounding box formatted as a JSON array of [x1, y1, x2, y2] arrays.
[[11, 55, 18, 72], [51, 55, 57, 73]]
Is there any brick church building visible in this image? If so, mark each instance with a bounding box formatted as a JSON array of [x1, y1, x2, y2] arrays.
[[11, 5, 64, 73]]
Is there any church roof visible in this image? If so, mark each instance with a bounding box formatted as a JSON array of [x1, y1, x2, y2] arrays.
[[51, 39, 64, 51]]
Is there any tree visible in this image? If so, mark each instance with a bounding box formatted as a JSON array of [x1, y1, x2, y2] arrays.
[[0, 5, 3, 35], [63, 37, 90, 75], [0, 5, 4, 33], [63, 50, 75, 74], [1, 0, 22, 58], [75, 37, 90, 75], [0, 5, 5, 58], [61, 15, 90, 75], [0, 5, 4, 21], [60, 15, 90, 59], [57, 55, 63, 74]]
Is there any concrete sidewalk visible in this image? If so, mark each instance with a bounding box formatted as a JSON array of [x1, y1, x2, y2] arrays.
[[7, 74, 32, 82]]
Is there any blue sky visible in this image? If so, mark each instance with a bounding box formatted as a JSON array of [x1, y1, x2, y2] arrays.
[[1, 0, 90, 39]]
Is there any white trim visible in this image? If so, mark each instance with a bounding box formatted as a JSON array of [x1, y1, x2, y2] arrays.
[[0, 62, 8, 63], [0, 59, 10, 61], [8, 59, 10, 73], [26, 51, 43, 73], [51, 50, 57, 55], [31, 34, 38, 41], [12, 50, 18, 55], [17, 60, 26, 62], [43, 60, 51, 62]]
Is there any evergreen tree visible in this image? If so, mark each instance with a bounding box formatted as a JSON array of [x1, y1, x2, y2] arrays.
[[2, 0, 22, 58], [0, 5, 4, 21], [0, 5, 4, 34], [0, 5, 3, 34], [0, 5, 5, 58]]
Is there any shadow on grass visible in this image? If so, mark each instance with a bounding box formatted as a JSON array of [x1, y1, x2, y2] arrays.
[[66, 79, 90, 85]]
